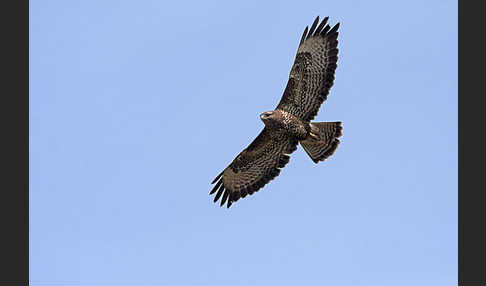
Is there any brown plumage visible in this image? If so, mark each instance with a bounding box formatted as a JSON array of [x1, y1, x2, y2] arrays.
[[210, 16, 343, 208]]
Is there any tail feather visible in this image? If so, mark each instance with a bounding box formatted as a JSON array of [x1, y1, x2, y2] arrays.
[[300, 121, 342, 163]]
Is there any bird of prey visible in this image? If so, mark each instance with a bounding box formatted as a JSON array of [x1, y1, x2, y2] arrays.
[[210, 16, 342, 208]]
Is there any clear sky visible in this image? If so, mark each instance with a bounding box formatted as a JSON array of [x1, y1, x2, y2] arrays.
[[30, 1, 457, 285]]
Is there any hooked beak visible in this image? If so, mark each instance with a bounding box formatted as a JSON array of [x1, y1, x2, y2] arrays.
[[260, 111, 273, 119]]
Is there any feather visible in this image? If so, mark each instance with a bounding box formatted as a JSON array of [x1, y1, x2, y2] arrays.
[[300, 26, 309, 45], [230, 191, 240, 202], [257, 180, 265, 188], [211, 170, 224, 184], [315, 17, 329, 35], [328, 23, 340, 35], [220, 190, 229, 207], [241, 187, 248, 198], [271, 168, 280, 177], [307, 16, 320, 38], [213, 185, 224, 202], [278, 155, 290, 167], [248, 185, 255, 195], [327, 49, 339, 57], [320, 24, 330, 36], [327, 32, 339, 42], [209, 179, 222, 194], [327, 56, 338, 63]]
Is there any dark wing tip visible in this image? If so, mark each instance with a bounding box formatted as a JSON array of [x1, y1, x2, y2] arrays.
[[227, 192, 240, 208], [315, 16, 329, 35], [301, 17, 339, 45], [320, 24, 331, 36], [209, 179, 223, 194], [220, 189, 230, 207], [328, 22, 340, 35], [307, 16, 320, 38], [210, 179, 238, 208], [299, 26, 309, 45], [213, 184, 225, 202], [211, 170, 224, 184]]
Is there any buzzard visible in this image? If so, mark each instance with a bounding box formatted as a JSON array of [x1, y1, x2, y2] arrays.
[[210, 16, 342, 208]]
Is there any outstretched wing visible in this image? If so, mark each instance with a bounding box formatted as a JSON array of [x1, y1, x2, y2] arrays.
[[210, 127, 298, 208], [276, 16, 340, 122]]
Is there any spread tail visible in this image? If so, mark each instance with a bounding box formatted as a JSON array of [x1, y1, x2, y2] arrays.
[[300, 121, 342, 163]]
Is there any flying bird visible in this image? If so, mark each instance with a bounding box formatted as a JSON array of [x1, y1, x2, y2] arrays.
[[210, 16, 342, 208]]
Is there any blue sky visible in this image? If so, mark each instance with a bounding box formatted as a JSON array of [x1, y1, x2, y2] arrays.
[[30, 1, 457, 285]]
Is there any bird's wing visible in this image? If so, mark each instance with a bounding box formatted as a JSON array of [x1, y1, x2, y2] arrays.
[[210, 127, 298, 208], [276, 16, 340, 122]]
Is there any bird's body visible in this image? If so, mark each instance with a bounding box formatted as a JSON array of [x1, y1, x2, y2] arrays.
[[210, 16, 343, 208], [260, 110, 309, 140]]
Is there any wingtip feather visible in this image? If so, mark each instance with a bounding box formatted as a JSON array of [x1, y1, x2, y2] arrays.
[[315, 17, 329, 35], [300, 26, 309, 45], [328, 22, 340, 35], [213, 185, 225, 203], [209, 179, 222, 194], [220, 190, 229, 207], [211, 170, 224, 184], [307, 16, 320, 38]]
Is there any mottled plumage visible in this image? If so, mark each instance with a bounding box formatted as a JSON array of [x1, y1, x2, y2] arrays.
[[210, 16, 342, 208]]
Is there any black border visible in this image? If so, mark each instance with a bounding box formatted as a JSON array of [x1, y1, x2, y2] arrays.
[[2, 0, 29, 284], [458, 1, 462, 283], [458, 1, 461, 284], [459, 1, 483, 285]]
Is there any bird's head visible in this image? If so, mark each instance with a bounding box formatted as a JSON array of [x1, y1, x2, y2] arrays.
[[260, 111, 275, 123]]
